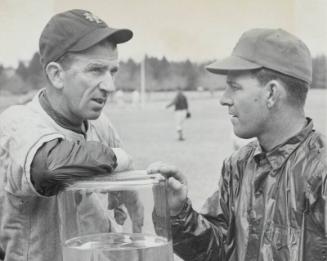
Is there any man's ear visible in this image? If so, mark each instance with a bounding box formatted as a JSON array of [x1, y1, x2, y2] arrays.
[[45, 62, 65, 89], [265, 80, 284, 108]]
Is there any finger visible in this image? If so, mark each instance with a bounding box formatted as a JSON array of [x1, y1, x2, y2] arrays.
[[147, 161, 164, 174], [148, 163, 187, 185], [168, 177, 184, 190], [163, 167, 187, 185], [148, 162, 176, 175]]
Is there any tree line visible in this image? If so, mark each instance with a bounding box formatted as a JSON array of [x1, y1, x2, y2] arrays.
[[0, 53, 326, 95]]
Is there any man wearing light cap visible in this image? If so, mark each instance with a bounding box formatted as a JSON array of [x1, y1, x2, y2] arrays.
[[0, 9, 141, 261], [148, 28, 327, 260]]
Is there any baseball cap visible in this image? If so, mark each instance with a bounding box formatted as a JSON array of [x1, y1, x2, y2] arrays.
[[206, 28, 312, 84], [39, 9, 133, 67]]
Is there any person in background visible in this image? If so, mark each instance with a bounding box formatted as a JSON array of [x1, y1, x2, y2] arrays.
[[149, 28, 327, 260], [0, 9, 142, 261], [166, 87, 190, 141]]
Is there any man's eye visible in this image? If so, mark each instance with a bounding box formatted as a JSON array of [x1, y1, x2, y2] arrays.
[[110, 68, 118, 76], [91, 67, 105, 74], [230, 84, 241, 90]]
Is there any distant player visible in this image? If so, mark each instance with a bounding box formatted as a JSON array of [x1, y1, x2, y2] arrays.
[[166, 87, 190, 141]]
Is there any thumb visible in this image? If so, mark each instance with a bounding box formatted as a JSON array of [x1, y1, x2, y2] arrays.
[[168, 177, 184, 191]]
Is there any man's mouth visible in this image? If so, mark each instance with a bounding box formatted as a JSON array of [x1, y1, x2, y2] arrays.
[[92, 98, 106, 105], [229, 112, 238, 118]]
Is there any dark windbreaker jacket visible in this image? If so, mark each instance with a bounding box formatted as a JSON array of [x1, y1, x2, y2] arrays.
[[171, 118, 327, 261]]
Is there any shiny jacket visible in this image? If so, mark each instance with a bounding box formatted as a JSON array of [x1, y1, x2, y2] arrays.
[[171, 119, 327, 261]]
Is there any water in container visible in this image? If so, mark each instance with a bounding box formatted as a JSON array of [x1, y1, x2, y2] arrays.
[[58, 170, 173, 261]]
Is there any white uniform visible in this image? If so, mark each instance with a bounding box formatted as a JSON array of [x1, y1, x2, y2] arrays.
[[174, 110, 187, 131], [0, 91, 129, 261]]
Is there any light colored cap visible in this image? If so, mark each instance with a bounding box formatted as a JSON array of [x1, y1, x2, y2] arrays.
[[206, 28, 312, 83]]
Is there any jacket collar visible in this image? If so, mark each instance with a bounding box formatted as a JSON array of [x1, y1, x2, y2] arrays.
[[39, 89, 88, 136], [253, 118, 313, 171]]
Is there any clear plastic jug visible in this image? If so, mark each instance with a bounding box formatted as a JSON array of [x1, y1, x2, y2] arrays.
[[58, 170, 173, 261]]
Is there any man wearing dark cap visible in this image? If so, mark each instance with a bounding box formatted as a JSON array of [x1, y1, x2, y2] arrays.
[[0, 9, 140, 261], [148, 28, 327, 260]]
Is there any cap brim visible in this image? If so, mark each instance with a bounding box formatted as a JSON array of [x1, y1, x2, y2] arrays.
[[206, 55, 262, 74], [70, 27, 133, 52]]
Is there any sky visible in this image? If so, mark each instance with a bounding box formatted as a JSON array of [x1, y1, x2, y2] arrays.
[[0, 0, 326, 67]]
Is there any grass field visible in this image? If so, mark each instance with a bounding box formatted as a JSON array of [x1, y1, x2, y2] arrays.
[[104, 89, 327, 210]]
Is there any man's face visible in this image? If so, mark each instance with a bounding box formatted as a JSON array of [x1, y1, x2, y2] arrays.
[[61, 42, 118, 122], [220, 71, 270, 139]]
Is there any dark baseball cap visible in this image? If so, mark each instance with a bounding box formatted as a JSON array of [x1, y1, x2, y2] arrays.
[[206, 28, 312, 84], [39, 9, 133, 67]]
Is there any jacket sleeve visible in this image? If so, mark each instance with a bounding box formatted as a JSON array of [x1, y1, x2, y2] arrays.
[[30, 138, 117, 196], [170, 160, 236, 261]]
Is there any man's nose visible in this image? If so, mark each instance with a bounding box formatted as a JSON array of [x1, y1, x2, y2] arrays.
[[99, 72, 116, 93], [219, 90, 232, 107]]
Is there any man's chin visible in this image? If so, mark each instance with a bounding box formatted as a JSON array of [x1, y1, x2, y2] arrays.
[[85, 111, 102, 121], [233, 128, 255, 140]]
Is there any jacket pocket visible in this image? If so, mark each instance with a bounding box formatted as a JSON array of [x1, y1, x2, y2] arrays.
[[263, 223, 301, 261]]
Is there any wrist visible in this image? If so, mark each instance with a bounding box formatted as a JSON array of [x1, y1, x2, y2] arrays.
[[170, 198, 191, 218], [112, 148, 133, 172]]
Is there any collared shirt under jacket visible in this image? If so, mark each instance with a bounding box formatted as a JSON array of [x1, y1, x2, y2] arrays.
[[171, 119, 327, 261]]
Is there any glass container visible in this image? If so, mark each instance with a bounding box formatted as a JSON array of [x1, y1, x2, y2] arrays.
[[58, 170, 173, 261]]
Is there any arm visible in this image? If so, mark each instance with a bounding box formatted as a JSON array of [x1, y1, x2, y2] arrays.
[[30, 138, 118, 196], [0, 107, 129, 198], [147, 161, 235, 260], [30, 138, 142, 231]]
